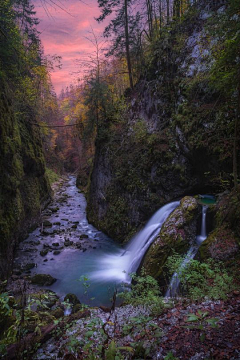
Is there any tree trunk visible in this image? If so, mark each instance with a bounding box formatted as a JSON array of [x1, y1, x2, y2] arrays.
[[124, 0, 134, 89], [166, 0, 170, 24], [233, 74, 240, 189], [146, 0, 153, 40]]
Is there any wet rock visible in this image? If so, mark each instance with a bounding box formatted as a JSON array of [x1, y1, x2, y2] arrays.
[[13, 269, 22, 276], [31, 274, 57, 286], [53, 222, 61, 226], [53, 250, 61, 255], [64, 293, 81, 306], [52, 242, 59, 247], [40, 249, 49, 257], [64, 240, 73, 247], [80, 234, 88, 239], [42, 229, 54, 235], [72, 304, 82, 314], [51, 307, 64, 319], [43, 221, 52, 227], [73, 221, 79, 224], [99, 305, 111, 313], [28, 240, 41, 245], [49, 207, 59, 213], [143, 196, 200, 282], [71, 224, 77, 229], [22, 263, 35, 271]]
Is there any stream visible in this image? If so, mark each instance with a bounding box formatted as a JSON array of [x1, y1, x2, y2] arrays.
[[14, 176, 178, 307]]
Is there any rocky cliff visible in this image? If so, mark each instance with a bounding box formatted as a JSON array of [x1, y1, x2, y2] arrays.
[[87, 1, 238, 242], [0, 80, 51, 278]]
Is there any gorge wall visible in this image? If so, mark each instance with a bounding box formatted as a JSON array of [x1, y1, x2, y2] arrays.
[[87, 1, 238, 242], [0, 80, 51, 278]]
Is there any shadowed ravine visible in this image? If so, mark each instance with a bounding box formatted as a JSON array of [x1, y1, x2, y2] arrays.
[[14, 176, 179, 306]]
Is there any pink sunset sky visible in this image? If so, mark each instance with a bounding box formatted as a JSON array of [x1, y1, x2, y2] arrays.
[[34, 0, 107, 94]]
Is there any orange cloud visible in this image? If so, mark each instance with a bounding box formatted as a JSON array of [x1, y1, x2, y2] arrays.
[[34, 0, 106, 94]]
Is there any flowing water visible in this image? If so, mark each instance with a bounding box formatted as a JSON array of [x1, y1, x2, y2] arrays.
[[14, 176, 179, 306], [165, 205, 208, 298]]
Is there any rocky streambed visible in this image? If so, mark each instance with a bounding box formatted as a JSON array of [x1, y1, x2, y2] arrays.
[[10, 175, 123, 306]]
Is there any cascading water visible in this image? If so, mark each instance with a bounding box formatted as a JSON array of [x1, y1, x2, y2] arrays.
[[90, 201, 180, 284], [165, 205, 208, 298]]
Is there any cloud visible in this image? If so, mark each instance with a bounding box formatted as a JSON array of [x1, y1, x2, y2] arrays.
[[33, 0, 106, 94]]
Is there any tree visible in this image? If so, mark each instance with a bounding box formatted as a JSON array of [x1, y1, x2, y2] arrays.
[[209, 0, 240, 189], [96, 0, 142, 89]]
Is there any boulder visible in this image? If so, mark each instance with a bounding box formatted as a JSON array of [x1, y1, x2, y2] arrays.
[[51, 307, 64, 319], [31, 274, 57, 286], [43, 220, 52, 227], [143, 196, 200, 282], [64, 293, 81, 306], [40, 249, 48, 257]]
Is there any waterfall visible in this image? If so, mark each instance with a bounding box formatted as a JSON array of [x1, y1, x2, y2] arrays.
[[165, 205, 208, 298], [90, 201, 180, 283]]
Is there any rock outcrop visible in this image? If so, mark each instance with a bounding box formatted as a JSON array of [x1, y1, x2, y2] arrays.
[[87, 2, 234, 242], [143, 196, 200, 283], [0, 80, 51, 278]]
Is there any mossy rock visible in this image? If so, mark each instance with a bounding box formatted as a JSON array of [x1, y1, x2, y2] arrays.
[[43, 220, 52, 227], [31, 274, 57, 286], [143, 196, 200, 281], [40, 249, 48, 257], [199, 226, 239, 261], [64, 240, 73, 247], [51, 307, 64, 319], [22, 263, 35, 271], [49, 207, 59, 213], [64, 293, 81, 306], [53, 250, 61, 255], [72, 303, 83, 314]]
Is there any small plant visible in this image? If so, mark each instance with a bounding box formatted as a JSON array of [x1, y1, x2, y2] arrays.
[[164, 352, 179, 360], [184, 309, 218, 342]]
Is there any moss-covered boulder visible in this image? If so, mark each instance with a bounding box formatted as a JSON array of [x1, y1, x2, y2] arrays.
[[51, 307, 64, 319], [199, 226, 239, 261], [64, 293, 81, 306], [199, 188, 240, 262], [143, 196, 200, 282], [31, 274, 57, 286]]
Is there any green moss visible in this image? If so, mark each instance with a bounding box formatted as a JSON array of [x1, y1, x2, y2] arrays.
[[45, 167, 59, 185], [31, 274, 57, 286], [143, 197, 200, 281]]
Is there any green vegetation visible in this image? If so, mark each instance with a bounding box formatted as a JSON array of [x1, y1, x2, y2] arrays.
[[45, 168, 59, 185], [166, 254, 235, 300], [118, 269, 163, 307]]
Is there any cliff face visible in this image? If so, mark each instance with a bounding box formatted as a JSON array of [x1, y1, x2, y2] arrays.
[[0, 81, 51, 277], [87, 3, 236, 242]]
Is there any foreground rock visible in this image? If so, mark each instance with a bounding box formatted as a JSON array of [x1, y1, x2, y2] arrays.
[[31, 292, 240, 360], [31, 274, 57, 286]]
